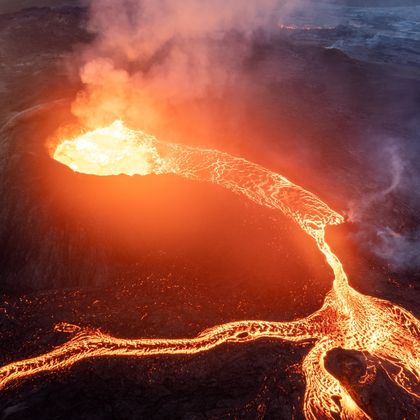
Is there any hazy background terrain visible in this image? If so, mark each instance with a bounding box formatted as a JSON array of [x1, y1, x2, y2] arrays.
[[0, 0, 82, 14]]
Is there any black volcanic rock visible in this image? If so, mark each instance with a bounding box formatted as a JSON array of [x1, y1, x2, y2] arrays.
[[325, 348, 419, 419]]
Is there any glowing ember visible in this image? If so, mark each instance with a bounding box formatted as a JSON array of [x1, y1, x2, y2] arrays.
[[2, 121, 419, 419]]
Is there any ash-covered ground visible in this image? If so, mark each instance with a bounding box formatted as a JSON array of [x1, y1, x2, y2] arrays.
[[0, 2, 419, 419]]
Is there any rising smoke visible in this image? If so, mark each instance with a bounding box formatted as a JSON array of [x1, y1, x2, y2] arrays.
[[71, 0, 306, 130], [348, 139, 420, 271], [347, 142, 405, 224]]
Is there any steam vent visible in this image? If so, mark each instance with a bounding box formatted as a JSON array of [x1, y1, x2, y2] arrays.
[[0, 2, 419, 419]]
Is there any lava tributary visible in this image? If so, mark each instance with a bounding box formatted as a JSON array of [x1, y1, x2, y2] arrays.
[[1, 120, 418, 419]]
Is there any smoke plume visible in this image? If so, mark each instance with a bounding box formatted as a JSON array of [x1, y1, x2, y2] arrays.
[[71, 0, 304, 131], [347, 143, 405, 224], [348, 139, 420, 271]]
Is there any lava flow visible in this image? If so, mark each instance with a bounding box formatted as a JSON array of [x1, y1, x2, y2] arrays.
[[1, 120, 419, 419]]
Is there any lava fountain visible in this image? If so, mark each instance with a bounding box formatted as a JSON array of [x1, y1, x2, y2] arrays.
[[1, 120, 418, 419]]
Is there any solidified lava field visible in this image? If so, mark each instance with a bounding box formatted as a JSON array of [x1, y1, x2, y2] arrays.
[[0, 3, 419, 419]]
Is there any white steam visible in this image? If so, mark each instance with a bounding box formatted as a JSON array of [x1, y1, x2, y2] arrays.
[[347, 143, 405, 224], [348, 141, 420, 271]]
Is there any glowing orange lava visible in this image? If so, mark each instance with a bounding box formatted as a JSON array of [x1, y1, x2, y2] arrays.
[[1, 120, 418, 419]]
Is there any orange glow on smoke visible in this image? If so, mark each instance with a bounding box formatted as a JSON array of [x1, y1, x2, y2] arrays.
[[2, 121, 419, 419]]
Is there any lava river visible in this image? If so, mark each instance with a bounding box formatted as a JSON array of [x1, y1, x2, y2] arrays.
[[0, 121, 418, 419]]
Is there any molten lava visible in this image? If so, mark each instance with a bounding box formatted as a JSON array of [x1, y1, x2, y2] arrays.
[[54, 121, 164, 176], [2, 120, 419, 419]]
